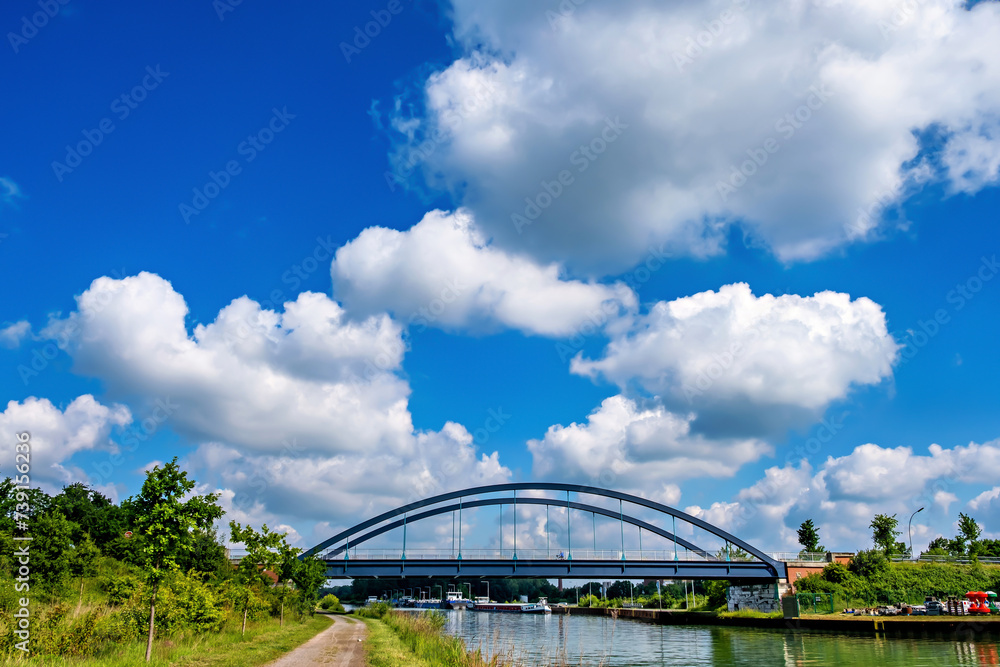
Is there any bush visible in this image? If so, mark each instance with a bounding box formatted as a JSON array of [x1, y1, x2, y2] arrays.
[[102, 573, 143, 606], [578, 594, 600, 608], [849, 549, 889, 579], [319, 594, 345, 612], [355, 601, 392, 619], [822, 562, 853, 585], [154, 573, 225, 634]]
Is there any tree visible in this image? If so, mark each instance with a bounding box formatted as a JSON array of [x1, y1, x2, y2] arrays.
[[957, 513, 982, 554], [848, 548, 888, 579], [290, 555, 327, 614], [126, 458, 222, 662], [32, 510, 75, 586], [69, 533, 101, 613], [870, 513, 900, 556], [797, 519, 825, 554], [230, 521, 285, 635]]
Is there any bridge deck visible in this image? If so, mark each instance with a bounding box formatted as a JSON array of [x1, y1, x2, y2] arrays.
[[323, 556, 785, 581]]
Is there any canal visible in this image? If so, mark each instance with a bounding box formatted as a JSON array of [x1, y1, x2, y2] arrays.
[[442, 611, 1000, 666]]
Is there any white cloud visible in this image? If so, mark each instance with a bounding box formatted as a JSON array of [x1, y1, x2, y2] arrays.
[[528, 394, 771, 490], [0, 320, 30, 348], [37, 271, 513, 541], [331, 209, 635, 337], [684, 437, 1000, 553], [44, 272, 414, 457], [0, 395, 132, 491], [192, 422, 511, 546], [389, 0, 1000, 270], [571, 284, 898, 435]]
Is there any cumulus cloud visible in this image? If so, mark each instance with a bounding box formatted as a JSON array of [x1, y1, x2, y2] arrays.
[[37, 272, 512, 542], [191, 422, 511, 546], [43, 272, 414, 457], [684, 437, 1000, 552], [0, 395, 132, 491], [528, 394, 771, 493], [0, 320, 31, 348], [388, 0, 1000, 271], [331, 209, 635, 337], [571, 284, 898, 436]]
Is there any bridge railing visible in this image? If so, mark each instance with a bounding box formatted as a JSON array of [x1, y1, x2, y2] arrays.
[[319, 548, 766, 562]]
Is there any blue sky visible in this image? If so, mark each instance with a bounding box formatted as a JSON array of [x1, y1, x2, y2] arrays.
[[3, 0, 1000, 556]]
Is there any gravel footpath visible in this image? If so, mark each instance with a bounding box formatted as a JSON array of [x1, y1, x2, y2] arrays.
[[264, 614, 367, 667]]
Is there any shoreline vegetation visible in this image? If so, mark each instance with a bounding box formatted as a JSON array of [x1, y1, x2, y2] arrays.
[[0, 461, 328, 664]]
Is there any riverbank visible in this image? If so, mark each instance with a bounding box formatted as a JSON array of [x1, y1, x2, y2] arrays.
[[357, 609, 500, 667], [558, 606, 1000, 637]]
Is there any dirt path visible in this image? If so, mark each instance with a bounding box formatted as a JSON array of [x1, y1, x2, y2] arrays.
[[264, 614, 367, 667]]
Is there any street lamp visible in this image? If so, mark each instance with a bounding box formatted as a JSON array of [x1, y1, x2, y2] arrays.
[[908, 507, 925, 560]]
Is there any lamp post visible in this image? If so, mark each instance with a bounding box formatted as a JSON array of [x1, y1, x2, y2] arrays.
[[908, 507, 925, 560]]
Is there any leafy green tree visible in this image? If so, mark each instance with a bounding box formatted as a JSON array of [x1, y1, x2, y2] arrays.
[[848, 548, 888, 579], [32, 510, 75, 586], [797, 519, 825, 554], [230, 521, 284, 635], [126, 458, 222, 662], [52, 482, 127, 550], [925, 536, 951, 556], [290, 555, 326, 612], [957, 513, 982, 555], [870, 513, 901, 556], [70, 533, 102, 612], [176, 528, 228, 576]]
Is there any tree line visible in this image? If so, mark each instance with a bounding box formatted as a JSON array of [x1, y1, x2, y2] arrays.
[[0, 458, 325, 661]]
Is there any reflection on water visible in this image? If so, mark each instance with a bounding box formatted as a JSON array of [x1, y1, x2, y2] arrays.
[[442, 611, 1000, 666]]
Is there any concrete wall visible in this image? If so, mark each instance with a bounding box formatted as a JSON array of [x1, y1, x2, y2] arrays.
[[727, 583, 785, 613]]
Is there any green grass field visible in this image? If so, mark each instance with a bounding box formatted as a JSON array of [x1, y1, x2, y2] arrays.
[[0, 615, 331, 667]]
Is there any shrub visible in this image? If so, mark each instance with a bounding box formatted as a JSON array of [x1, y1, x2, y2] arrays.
[[355, 601, 392, 619], [822, 562, 853, 585], [154, 573, 225, 634], [102, 573, 143, 606], [849, 549, 889, 579], [319, 594, 345, 612]]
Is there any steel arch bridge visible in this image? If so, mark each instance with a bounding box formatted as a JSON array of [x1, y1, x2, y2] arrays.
[[304, 483, 786, 583]]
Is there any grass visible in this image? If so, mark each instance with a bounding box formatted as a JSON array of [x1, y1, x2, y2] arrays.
[[360, 617, 439, 667], [0, 615, 331, 667], [716, 610, 783, 620]]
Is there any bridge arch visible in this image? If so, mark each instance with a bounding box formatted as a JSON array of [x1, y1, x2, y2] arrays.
[[305, 483, 783, 579]]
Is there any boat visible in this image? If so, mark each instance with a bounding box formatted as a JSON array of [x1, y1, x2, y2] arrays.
[[412, 598, 444, 609], [472, 596, 551, 613], [446, 591, 473, 610]]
